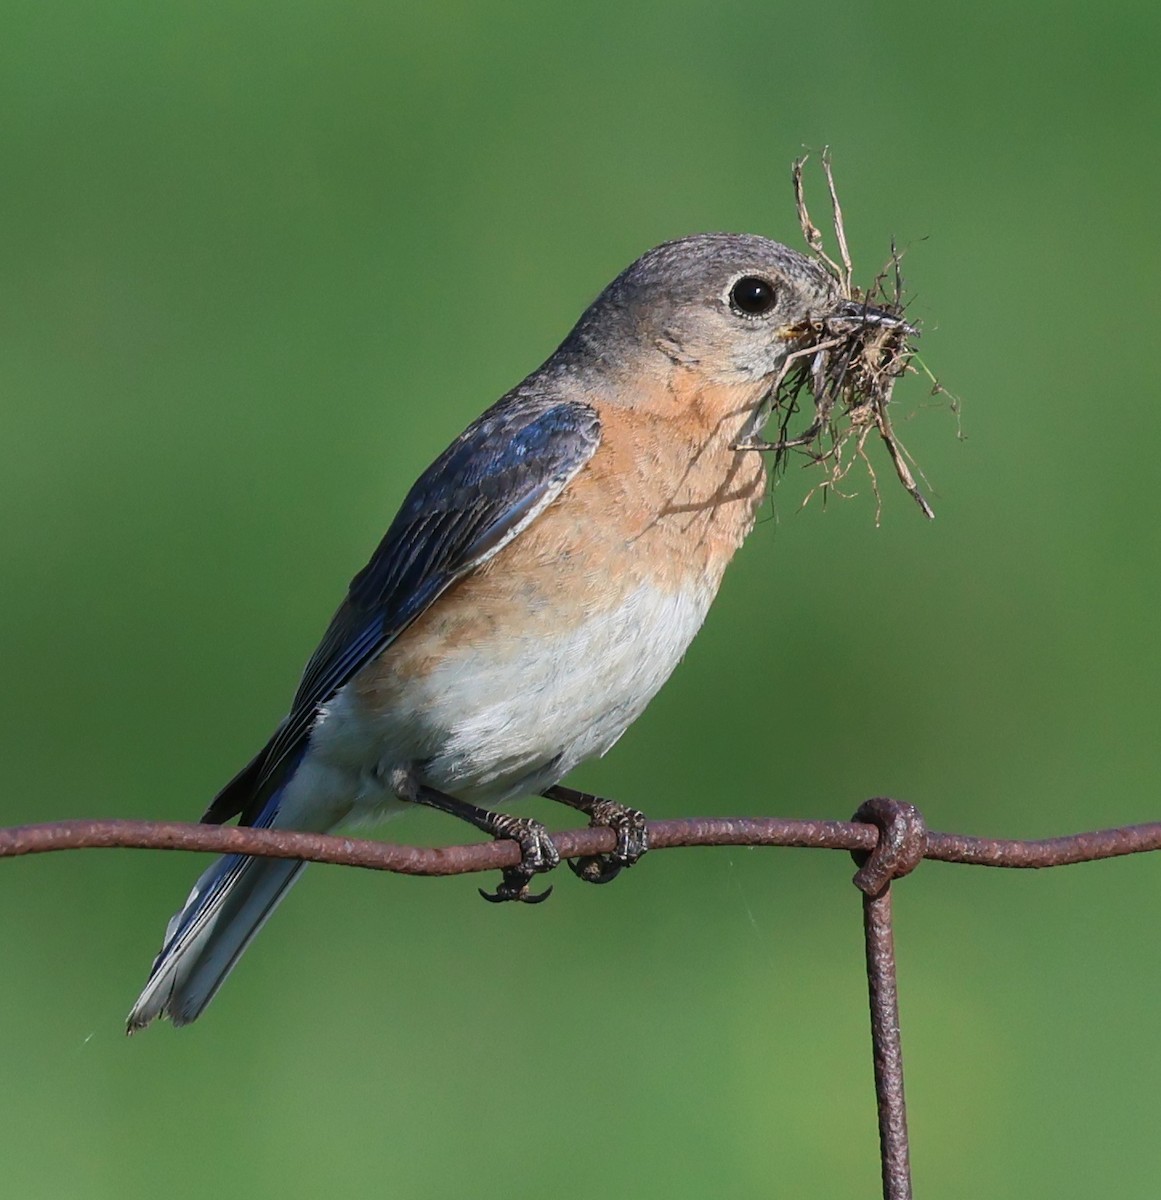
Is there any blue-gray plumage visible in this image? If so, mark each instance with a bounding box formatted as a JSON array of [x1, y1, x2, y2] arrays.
[[204, 396, 601, 829]]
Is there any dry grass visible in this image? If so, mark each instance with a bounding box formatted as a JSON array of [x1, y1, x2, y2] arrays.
[[741, 149, 959, 522]]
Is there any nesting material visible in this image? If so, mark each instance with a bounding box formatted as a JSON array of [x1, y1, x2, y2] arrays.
[[741, 151, 956, 521]]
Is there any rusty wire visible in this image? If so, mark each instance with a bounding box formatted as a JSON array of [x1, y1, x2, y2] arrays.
[[3, 806, 1160, 1200]]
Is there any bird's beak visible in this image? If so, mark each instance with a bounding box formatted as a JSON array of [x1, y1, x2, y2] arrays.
[[826, 299, 917, 336]]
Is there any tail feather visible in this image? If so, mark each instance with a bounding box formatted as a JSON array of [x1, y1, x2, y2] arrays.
[[127, 850, 307, 1031], [129, 743, 324, 1032]]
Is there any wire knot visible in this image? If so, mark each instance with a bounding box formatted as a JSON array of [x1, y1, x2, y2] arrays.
[[850, 797, 927, 897]]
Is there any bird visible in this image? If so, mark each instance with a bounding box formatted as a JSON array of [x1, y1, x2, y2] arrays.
[[128, 231, 897, 1031]]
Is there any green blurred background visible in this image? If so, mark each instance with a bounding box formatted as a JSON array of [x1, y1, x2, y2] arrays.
[[2, 1, 1159, 1196]]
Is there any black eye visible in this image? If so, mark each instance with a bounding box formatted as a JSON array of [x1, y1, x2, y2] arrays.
[[729, 275, 777, 316]]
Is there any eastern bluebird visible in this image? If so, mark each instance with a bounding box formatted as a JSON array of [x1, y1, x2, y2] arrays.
[[128, 232, 899, 1031]]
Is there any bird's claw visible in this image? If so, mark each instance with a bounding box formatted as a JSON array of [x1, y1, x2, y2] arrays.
[[478, 878, 554, 904], [568, 799, 649, 886], [477, 814, 559, 904]]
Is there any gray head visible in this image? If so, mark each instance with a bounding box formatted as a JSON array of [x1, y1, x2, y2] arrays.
[[560, 233, 843, 386]]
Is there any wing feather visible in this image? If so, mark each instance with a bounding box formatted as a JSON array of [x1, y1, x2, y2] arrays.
[[203, 393, 601, 825]]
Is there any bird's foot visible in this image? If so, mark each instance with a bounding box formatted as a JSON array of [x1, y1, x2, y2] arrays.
[[401, 781, 561, 905], [569, 798, 649, 884], [477, 813, 560, 904], [542, 786, 649, 885]]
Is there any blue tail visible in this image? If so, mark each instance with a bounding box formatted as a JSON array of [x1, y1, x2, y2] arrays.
[[127, 843, 306, 1030], [128, 758, 312, 1031]]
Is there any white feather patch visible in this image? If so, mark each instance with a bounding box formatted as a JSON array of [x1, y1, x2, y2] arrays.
[[307, 581, 715, 809]]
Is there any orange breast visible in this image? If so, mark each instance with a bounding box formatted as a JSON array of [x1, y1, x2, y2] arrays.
[[356, 373, 769, 704]]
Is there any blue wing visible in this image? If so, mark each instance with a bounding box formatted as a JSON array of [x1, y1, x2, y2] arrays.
[[202, 392, 601, 825]]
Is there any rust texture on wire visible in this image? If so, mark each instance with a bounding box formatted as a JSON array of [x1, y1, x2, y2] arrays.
[[863, 888, 910, 1200], [849, 799, 930, 1200], [3, 812, 1161, 871], [3, 804, 1160, 1200]]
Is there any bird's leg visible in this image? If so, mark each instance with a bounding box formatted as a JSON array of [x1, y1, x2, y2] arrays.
[[398, 779, 559, 904], [543, 784, 649, 884]]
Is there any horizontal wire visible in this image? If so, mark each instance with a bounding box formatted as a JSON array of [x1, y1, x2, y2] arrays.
[[2, 813, 1159, 874]]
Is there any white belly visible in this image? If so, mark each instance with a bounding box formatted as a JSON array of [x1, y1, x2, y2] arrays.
[[300, 580, 715, 817]]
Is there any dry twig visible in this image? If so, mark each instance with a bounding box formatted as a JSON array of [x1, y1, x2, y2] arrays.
[[752, 151, 961, 522]]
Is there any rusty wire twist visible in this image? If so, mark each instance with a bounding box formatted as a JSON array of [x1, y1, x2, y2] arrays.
[[3, 807, 1160, 1200], [849, 798, 930, 1200]]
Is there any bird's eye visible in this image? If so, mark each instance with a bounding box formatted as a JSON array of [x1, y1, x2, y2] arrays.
[[728, 276, 778, 316]]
